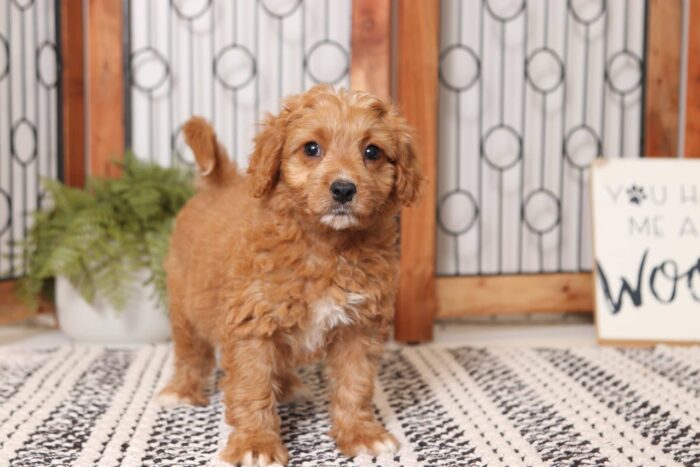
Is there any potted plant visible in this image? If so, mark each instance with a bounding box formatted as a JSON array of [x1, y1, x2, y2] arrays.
[[15, 154, 194, 343]]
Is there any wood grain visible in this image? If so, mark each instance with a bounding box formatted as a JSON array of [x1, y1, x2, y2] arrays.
[[644, 0, 682, 157], [436, 273, 593, 317], [87, 0, 125, 177], [0, 281, 54, 326], [395, 0, 440, 342], [596, 338, 699, 347], [0, 282, 32, 325], [350, 0, 391, 100], [685, 0, 700, 157], [60, 0, 86, 187]]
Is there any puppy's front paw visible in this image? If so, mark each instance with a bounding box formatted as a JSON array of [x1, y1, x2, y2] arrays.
[[156, 391, 191, 408], [333, 424, 399, 457], [156, 388, 208, 408], [220, 431, 288, 466]]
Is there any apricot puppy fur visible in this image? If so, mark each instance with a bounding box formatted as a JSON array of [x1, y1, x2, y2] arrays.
[[159, 85, 423, 466]]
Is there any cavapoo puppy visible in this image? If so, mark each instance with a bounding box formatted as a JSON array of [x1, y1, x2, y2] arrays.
[[158, 85, 423, 466]]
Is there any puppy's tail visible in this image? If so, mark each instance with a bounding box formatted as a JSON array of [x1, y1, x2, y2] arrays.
[[182, 116, 238, 188]]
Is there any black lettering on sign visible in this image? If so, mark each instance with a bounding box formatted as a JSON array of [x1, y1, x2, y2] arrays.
[[596, 250, 647, 314], [597, 249, 700, 314]]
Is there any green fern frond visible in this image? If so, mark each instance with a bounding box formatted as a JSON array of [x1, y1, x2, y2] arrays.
[[11, 153, 195, 312]]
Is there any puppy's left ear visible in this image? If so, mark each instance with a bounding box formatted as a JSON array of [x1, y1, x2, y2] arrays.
[[393, 124, 425, 206]]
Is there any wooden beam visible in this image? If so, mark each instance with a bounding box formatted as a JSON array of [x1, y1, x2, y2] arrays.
[[0, 281, 54, 326], [60, 0, 86, 186], [436, 273, 593, 317], [685, 0, 700, 157], [395, 0, 440, 342], [644, 0, 682, 157], [86, 0, 125, 177], [350, 0, 391, 100], [0, 282, 33, 325]]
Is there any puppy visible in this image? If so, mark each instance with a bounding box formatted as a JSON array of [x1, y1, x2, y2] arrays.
[[159, 85, 423, 466]]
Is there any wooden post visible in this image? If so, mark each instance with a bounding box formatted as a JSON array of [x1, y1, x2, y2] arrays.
[[685, 0, 700, 157], [644, 0, 682, 157], [86, 0, 125, 177], [394, 0, 439, 342], [60, 0, 86, 187], [350, 0, 391, 100]]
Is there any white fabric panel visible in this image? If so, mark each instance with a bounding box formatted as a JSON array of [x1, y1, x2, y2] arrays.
[[128, 0, 351, 169], [437, 0, 647, 275]]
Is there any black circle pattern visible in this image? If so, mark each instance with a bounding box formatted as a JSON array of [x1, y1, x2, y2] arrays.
[[481, 125, 523, 171], [484, 0, 526, 22], [526, 47, 565, 94], [606, 50, 644, 95], [439, 44, 480, 92], [214, 44, 257, 91], [11, 118, 38, 167], [437, 0, 644, 274], [130, 47, 171, 93], [305, 40, 349, 85], [10, 0, 35, 12], [0, 34, 9, 80], [565, 125, 602, 169], [569, 0, 607, 25], [261, 0, 303, 19], [438, 190, 480, 236], [36, 41, 60, 89], [2, 0, 63, 280], [0, 189, 10, 235], [170, 0, 212, 21], [522, 189, 561, 235], [126, 1, 351, 170]]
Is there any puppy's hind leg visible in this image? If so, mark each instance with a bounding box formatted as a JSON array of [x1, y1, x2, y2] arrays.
[[158, 310, 215, 407]]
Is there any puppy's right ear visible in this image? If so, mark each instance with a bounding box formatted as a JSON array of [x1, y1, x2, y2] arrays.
[[248, 93, 305, 197], [247, 113, 286, 198]]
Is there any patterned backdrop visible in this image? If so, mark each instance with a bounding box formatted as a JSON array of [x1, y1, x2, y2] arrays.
[[0, 0, 61, 279], [437, 0, 647, 276], [0, 0, 660, 282], [126, 0, 351, 168]]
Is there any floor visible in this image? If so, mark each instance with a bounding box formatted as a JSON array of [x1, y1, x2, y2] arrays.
[[0, 317, 599, 349], [431, 319, 597, 348]]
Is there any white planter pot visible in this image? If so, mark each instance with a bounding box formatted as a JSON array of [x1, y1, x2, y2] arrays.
[[55, 274, 171, 344]]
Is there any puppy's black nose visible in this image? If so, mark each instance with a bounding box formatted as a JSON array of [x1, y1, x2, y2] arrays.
[[330, 180, 357, 204]]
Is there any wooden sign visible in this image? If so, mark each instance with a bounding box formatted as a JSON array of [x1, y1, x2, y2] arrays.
[[591, 159, 700, 345]]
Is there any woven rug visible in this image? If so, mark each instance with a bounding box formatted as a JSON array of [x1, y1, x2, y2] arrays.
[[1, 345, 699, 467]]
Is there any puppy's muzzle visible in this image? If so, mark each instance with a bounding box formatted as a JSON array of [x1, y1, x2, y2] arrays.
[[330, 180, 356, 204]]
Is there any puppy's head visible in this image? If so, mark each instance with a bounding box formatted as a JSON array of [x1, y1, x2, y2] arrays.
[[247, 85, 423, 230]]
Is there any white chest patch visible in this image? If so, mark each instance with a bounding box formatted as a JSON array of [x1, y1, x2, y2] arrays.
[[300, 294, 365, 352]]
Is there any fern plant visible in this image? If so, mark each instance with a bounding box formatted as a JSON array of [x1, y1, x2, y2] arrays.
[[15, 153, 194, 311]]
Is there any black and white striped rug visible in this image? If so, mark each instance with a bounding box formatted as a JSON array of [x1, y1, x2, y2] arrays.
[[1, 344, 699, 466]]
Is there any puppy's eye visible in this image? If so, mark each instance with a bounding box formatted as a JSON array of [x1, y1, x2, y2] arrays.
[[364, 144, 381, 161], [303, 141, 321, 157]]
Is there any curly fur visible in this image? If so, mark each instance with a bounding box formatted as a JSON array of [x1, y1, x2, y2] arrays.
[[158, 85, 423, 466]]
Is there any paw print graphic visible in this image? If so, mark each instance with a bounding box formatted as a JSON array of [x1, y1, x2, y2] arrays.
[[627, 184, 646, 205]]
